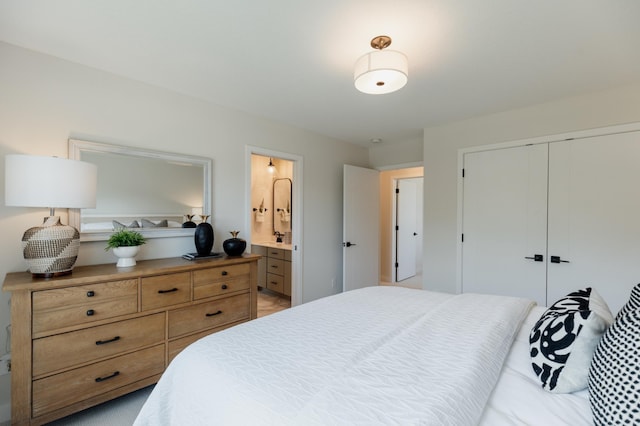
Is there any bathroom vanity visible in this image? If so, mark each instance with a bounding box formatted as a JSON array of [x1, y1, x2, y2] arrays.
[[252, 243, 292, 296]]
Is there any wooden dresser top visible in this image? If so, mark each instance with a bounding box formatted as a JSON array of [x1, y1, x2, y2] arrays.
[[3, 254, 261, 292]]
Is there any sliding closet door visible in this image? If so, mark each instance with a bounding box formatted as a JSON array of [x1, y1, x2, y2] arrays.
[[547, 131, 640, 312], [461, 144, 548, 306]]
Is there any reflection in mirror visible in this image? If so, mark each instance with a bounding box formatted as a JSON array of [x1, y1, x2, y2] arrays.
[[273, 178, 292, 235], [69, 139, 212, 241]]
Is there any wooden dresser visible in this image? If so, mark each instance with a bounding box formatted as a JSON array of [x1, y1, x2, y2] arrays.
[[2, 254, 260, 425]]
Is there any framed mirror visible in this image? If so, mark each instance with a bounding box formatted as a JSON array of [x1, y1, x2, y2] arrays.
[[69, 139, 212, 241], [273, 178, 292, 235]]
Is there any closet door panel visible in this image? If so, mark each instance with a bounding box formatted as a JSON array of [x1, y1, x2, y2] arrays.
[[461, 144, 548, 306], [547, 132, 640, 312]]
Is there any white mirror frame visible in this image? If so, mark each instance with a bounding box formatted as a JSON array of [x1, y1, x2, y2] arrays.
[[69, 139, 212, 242]]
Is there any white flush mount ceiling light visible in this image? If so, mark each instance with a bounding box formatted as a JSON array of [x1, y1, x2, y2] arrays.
[[354, 35, 408, 95]]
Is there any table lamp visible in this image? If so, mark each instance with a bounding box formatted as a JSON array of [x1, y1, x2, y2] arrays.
[[5, 154, 97, 277]]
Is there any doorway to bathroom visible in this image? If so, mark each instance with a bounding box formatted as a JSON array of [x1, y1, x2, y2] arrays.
[[245, 147, 303, 312]]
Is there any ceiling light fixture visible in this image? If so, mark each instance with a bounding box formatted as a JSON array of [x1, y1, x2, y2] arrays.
[[354, 35, 408, 95]]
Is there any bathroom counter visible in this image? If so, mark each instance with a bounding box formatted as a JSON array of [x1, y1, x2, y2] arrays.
[[253, 241, 292, 251]]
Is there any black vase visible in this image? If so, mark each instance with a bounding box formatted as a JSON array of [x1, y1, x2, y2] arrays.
[[182, 214, 197, 228], [223, 231, 246, 256], [194, 222, 214, 256]]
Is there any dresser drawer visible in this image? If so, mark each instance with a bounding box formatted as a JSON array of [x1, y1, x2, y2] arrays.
[[167, 320, 243, 363], [32, 345, 164, 417], [33, 313, 165, 377], [141, 272, 191, 310], [267, 258, 285, 276], [32, 280, 138, 335], [266, 273, 284, 293], [193, 264, 250, 300], [168, 294, 249, 338], [266, 247, 285, 259]]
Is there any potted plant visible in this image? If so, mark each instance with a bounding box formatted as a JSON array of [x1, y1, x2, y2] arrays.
[[105, 229, 146, 267]]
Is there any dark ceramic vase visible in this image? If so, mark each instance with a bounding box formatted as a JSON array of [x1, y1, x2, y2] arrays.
[[223, 231, 246, 256], [194, 220, 214, 256], [182, 214, 197, 228]]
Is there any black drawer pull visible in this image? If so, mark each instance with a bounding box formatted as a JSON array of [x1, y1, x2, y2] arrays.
[[96, 336, 121, 346], [271, 265, 278, 268], [86, 309, 95, 316], [206, 310, 223, 317], [158, 288, 178, 294], [95, 371, 120, 383], [270, 281, 278, 285], [86, 290, 95, 297], [221, 284, 228, 290], [221, 270, 228, 276]]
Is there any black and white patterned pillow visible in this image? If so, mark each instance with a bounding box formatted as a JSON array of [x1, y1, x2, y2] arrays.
[[616, 282, 640, 320], [529, 288, 613, 393], [588, 308, 640, 425]]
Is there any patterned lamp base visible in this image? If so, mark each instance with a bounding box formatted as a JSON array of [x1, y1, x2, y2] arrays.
[[22, 216, 80, 278]]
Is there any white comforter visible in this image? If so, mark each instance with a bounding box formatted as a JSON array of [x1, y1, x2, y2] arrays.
[[134, 287, 534, 425]]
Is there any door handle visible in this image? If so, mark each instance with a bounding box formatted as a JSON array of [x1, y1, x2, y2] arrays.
[[524, 254, 544, 262], [413, 232, 418, 236], [550, 255, 570, 264], [343, 242, 356, 247]]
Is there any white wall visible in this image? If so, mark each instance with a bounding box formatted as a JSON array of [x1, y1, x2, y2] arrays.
[[0, 41, 371, 422], [422, 83, 640, 294], [369, 136, 423, 169]]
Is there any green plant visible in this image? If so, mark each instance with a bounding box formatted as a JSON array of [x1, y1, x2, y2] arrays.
[[105, 229, 146, 251]]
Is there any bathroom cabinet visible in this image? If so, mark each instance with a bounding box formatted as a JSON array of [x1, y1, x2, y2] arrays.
[[252, 244, 291, 296]]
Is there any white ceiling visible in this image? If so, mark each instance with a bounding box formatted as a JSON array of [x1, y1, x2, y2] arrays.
[[2, 1, 640, 147]]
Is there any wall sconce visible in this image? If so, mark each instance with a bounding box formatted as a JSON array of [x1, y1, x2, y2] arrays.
[[267, 158, 275, 174], [354, 35, 408, 95], [5, 155, 97, 277]]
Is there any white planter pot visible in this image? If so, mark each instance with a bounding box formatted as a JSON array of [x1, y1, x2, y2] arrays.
[[112, 246, 141, 267]]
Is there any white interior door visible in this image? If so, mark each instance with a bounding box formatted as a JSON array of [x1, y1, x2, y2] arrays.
[[547, 132, 640, 312], [343, 164, 380, 292], [461, 144, 548, 306], [396, 179, 417, 281]]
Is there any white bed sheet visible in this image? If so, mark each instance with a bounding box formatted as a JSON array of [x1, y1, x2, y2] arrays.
[[135, 287, 535, 426], [480, 306, 593, 425]]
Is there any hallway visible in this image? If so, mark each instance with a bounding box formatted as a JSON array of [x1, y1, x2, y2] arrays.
[[381, 273, 423, 290]]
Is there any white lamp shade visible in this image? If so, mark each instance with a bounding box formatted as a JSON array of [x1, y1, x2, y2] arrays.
[[354, 49, 408, 95], [5, 155, 97, 209]]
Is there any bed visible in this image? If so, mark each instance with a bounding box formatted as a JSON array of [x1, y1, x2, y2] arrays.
[[133, 286, 609, 425]]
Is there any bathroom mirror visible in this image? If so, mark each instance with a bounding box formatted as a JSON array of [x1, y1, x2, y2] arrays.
[[69, 139, 212, 241], [273, 178, 292, 235]]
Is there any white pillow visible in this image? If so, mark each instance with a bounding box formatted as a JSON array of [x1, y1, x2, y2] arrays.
[[141, 218, 168, 228], [529, 288, 613, 393]]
